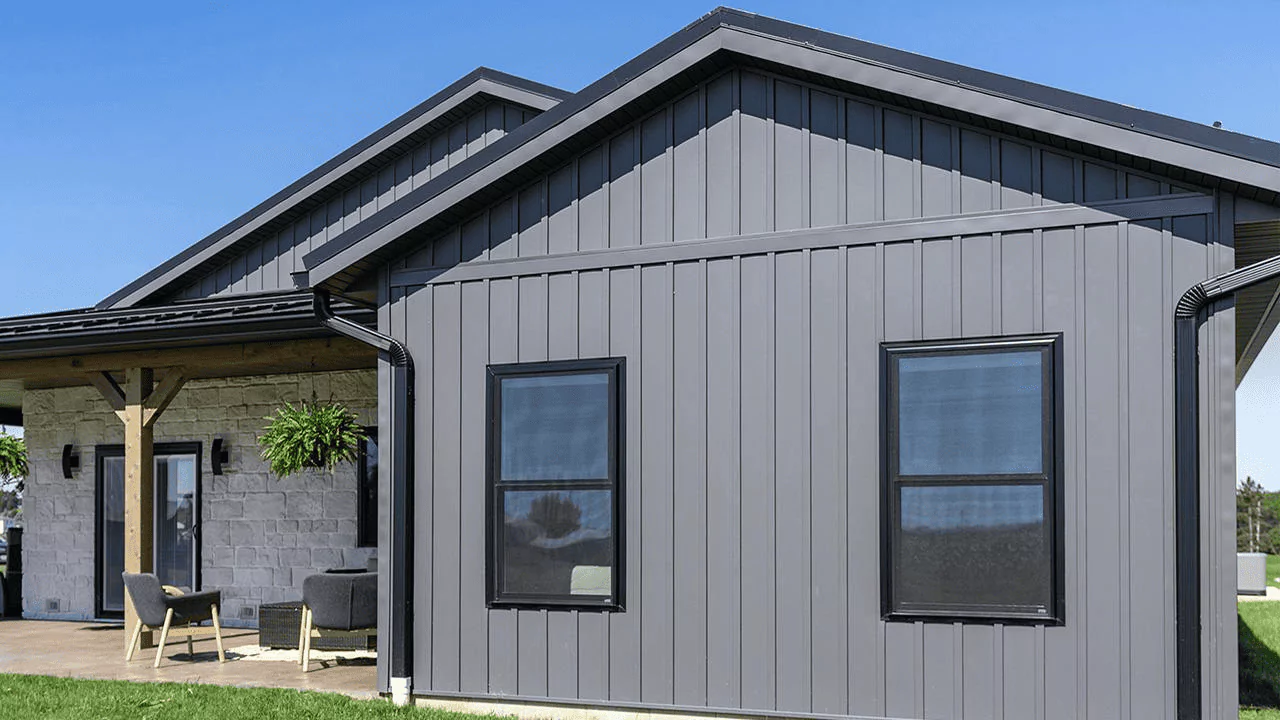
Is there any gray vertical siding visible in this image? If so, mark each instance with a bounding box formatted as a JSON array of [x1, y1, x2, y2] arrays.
[[173, 101, 537, 301], [389, 198, 1230, 718], [399, 70, 1199, 275]]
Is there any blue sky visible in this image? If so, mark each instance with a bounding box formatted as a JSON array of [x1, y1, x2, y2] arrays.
[[3, 1, 1280, 483]]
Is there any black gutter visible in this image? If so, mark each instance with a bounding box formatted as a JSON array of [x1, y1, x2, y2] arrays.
[[312, 289, 415, 701], [1175, 252, 1280, 720]]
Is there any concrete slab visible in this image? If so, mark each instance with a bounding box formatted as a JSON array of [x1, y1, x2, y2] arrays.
[[0, 618, 378, 699]]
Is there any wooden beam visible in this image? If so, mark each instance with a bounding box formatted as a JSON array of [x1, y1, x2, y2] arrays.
[[142, 369, 186, 428], [123, 368, 155, 652], [0, 337, 376, 384], [88, 372, 125, 412]]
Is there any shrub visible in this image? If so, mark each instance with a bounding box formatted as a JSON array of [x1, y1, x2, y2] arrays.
[[0, 433, 26, 493]]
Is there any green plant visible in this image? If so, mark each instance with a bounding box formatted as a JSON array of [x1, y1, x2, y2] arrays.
[[0, 433, 27, 494], [257, 403, 362, 478]]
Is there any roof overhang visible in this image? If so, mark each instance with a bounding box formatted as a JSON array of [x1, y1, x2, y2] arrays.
[[299, 8, 1280, 291], [99, 68, 569, 311]]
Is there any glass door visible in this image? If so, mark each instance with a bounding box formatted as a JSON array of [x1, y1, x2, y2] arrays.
[[96, 443, 201, 618]]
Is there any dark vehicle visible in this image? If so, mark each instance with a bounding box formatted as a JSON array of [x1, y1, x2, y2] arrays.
[[0, 537, 8, 566]]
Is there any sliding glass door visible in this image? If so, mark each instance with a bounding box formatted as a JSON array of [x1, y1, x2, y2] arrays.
[[96, 443, 201, 618]]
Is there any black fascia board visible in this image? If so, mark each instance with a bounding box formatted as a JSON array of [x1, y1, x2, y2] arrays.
[[302, 6, 1280, 288], [96, 67, 568, 311]]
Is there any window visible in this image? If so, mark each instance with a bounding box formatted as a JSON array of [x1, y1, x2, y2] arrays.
[[357, 428, 378, 549], [487, 358, 624, 610], [883, 336, 1062, 623]]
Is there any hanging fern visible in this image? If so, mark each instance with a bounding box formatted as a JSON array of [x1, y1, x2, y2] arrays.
[[258, 403, 362, 478], [0, 433, 27, 493]]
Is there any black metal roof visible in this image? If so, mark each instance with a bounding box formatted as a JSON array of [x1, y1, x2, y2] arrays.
[[0, 291, 374, 360]]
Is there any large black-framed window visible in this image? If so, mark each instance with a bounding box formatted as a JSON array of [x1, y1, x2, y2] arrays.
[[882, 335, 1063, 624], [357, 428, 378, 548], [486, 357, 625, 610]]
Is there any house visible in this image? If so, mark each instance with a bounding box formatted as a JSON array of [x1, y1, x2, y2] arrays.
[[4, 7, 1280, 719]]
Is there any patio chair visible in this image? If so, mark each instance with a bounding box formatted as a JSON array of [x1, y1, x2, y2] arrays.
[[298, 571, 377, 672], [122, 572, 225, 668]]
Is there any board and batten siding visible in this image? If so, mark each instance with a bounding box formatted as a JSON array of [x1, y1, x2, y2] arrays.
[[172, 101, 539, 301], [396, 68, 1196, 274], [384, 198, 1234, 719]]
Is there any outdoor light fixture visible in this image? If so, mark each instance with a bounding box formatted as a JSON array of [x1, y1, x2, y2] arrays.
[[211, 438, 230, 476], [61, 444, 80, 479]]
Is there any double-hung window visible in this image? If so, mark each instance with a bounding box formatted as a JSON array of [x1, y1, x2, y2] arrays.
[[487, 358, 625, 610], [883, 336, 1062, 622]]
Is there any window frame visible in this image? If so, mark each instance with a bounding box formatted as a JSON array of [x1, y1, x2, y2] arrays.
[[485, 357, 626, 611], [880, 334, 1064, 625], [356, 427, 378, 549]]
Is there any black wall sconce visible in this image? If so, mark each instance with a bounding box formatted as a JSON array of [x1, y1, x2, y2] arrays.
[[61, 445, 80, 479], [211, 438, 230, 476]]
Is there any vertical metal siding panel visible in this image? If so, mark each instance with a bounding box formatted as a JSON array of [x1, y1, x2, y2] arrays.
[[773, 81, 805, 232], [809, 247, 848, 715], [739, 72, 770, 236], [705, 73, 736, 240], [609, 129, 639, 249], [518, 183, 549, 258], [326, 197, 343, 249], [847, 243, 883, 717], [923, 624, 956, 719], [1125, 219, 1167, 720], [430, 133, 449, 180], [548, 165, 578, 256], [1083, 163, 1118, 203], [1041, 226, 1080, 720], [412, 141, 432, 190], [436, 225, 461, 268], [672, 91, 703, 242], [516, 274, 550, 697], [1041, 152, 1075, 205], [1003, 627, 1037, 717], [1210, 206, 1236, 720], [488, 277, 519, 695], [959, 128, 994, 213], [376, 166, 395, 211], [261, 236, 278, 293], [921, 119, 953, 217], [739, 253, 777, 712], [705, 257, 743, 709], [245, 242, 262, 292], [1126, 174, 1161, 199], [448, 121, 467, 171], [882, 242, 915, 342], [459, 280, 490, 694], [343, 187, 361, 231], [407, 284, 435, 690], [846, 100, 877, 223], [882, 109, 914, 221], [431, 282, 463, 692], [962, 626, 996, 720], [640, 263, 675, 704], [547, 271, 581, 700], [609, 266, 643, 703], [922, 239, 954, 340], [1001, 231, 1036, 333], [774, 250, 812, 713], [809, 90, 840, 229], [466, 110, 486, 158], [1000, 140, 1034, 209], [579, 147, 608, 252], [673, 261, 708, 707], [361, 176, 378, 220], [460, 215, 487, 265], [231, 253, 249, 293], [277, 227, 295, 289], [214, 262, 232, 295], [577, 269, 611, 701], [960, 235, 995, 336], [640, 110, 671, 246], [393, 155, 413, 202], [1084, 223, 1122, 720], [504, 104, 523, 133], [485, 103, 506, 146], [489, 196, 517, 261]]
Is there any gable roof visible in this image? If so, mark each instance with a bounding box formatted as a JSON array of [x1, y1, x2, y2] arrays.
[[301, 6, 1280, 291], [98, 67, 569, 310]]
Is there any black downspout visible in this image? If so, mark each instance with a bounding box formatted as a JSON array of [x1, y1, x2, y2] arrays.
[[312, 289, 415, 704], [1175, 253, 1280, 720]]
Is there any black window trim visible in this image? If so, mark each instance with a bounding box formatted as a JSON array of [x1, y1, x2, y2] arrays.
[[356, 426, 378, 549], [94, 441, 204, 620], [880, 334, 1065, 625], [485, 357, 626, 612]]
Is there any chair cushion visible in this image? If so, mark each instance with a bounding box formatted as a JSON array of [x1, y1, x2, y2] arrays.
[[303, 571, 377, 631]]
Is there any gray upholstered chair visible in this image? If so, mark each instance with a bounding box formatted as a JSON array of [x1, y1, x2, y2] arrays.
[[297, 571, 377, 671], [122, 572, 225, 668]]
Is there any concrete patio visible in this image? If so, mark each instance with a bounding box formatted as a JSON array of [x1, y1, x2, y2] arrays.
[[0, 618, 379, 699]]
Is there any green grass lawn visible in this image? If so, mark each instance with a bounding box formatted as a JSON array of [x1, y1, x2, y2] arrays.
[[0, 674, 505, 720], [1265, 555, 1280, 590], [1241, 602, 1280, 718]]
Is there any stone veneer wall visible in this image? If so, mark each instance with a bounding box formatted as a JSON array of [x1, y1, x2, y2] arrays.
[[20, 369, 377, 626]]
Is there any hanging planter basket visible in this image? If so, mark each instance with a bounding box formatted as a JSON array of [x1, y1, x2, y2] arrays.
[[0, 433, 27, 493], [257, 403, 362, 479]]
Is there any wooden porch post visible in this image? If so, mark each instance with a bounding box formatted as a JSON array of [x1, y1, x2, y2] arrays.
[[123, 368, 154, 650], [91, 367, 187, 652]]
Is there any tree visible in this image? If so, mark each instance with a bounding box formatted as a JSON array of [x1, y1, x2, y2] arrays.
[[528, 493, 582, 539], [1238, 477, 1276, 552]]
